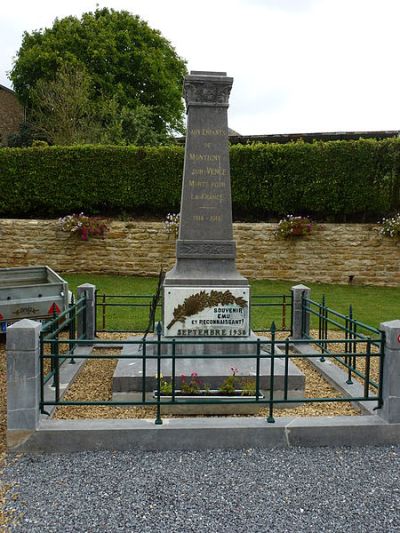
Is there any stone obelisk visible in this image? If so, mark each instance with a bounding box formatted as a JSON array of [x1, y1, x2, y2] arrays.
[[163, 71, 250, 339]]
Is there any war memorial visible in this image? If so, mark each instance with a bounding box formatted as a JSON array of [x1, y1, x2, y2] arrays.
[[5, 72, 400, 451]]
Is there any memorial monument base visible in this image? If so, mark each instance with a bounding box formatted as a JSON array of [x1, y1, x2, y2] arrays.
[[112, 335, 305, 414]]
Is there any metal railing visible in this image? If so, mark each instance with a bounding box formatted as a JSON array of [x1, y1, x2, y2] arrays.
[[302, 295, 384, 392], [95, 293, 159, 333], [95, 291, 292, 335], [39, 319, 384, 425], [251, 294, 291, 333], [40, 294, 86, 398]]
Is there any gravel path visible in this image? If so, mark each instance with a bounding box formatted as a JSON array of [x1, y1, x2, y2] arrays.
[[4, 446, 400, 532]]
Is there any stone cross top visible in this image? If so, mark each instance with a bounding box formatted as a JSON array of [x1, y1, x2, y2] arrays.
[[164, 71, 247, 287]]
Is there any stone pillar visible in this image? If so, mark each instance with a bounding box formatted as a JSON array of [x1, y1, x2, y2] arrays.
[[291, 284, 311, 339], [379, 320, 400, 423], [77, 283, 96, 339], [7, 319, 41, 441], [163, 71, 250, 340]]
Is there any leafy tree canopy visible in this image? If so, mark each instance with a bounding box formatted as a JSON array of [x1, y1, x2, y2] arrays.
[[10, 8, 187, 144]]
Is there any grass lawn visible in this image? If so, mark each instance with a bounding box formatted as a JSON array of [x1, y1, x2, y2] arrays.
[[63, 273, 399, 332]]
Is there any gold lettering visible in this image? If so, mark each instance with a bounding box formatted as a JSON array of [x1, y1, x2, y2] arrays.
[[210, 181, 225, 188], [206, 167, 227, 176], [201, 128, 227, 136], [193, 215, 204, 221], [191, 168, 205, 176], [191, 193, 224, 202], [188, 128, 227, 136], [189, 153, 221, 162], [207, 215, 222, 223], [189, 179, 208, 188]]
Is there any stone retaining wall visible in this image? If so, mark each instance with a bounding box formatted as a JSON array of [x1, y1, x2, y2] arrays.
[[0, 219, 399, 286]]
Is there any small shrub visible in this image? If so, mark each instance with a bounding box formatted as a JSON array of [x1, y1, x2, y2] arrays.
[[276, 215, 313, 239], [180, 372, 202, 394], [59, 212, 108, 240], [164, 212, 180, 238], [219, 367, 239, 395], [379, 213, 400, 238]]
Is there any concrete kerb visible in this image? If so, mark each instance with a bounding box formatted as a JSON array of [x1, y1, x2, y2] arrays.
[[7, 415, 400, 453]]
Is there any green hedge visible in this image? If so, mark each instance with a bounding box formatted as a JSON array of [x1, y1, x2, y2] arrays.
[[0, 139, 399, 220]]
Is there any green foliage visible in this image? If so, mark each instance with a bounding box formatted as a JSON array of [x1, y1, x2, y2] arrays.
[[240, 378, 257, 396], [0, 145, 183, 217], [29, 64, 97, 145], [0, 138, 399, 219], [7, 122, 42, 147], [159, 378, 173, 395], [10, 8, 187, 144], [180, 373, 202, 394], [58, 213, 108, 240], [219, 367, 239, 394], [230, 139, 395, 220], [378, 213, 400, 238], [276, 215, 313, 238]]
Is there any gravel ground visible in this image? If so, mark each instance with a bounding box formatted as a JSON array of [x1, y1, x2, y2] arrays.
[[3, 446, 400, 532]]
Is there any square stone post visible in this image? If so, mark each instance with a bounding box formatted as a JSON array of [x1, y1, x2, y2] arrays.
[[291, 284, 311, 339], [379, 320, 400, 423], [77, 283, 96, 340], [7, 319, 42, 444]]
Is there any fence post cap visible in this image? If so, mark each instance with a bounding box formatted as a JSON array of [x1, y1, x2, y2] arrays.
[[380, 319, 400, 350], [291, 284, 310, 291], [6, 319, 41, 351], [77, 283, 96, 290], [380, 319, 400, 330], [7, 318, 41, 330]]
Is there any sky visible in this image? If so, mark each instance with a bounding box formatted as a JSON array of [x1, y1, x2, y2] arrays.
[[1, 0, 400, 136]]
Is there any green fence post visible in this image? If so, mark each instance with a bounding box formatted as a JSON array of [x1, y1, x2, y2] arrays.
[[155, 321, 163, 425], [267, 321, 276, 423]]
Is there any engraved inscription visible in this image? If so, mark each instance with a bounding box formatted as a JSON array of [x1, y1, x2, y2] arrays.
[[164, 287, 250, 337], [191, 192, 224, 203], [189, 153, 221, 161], [179, 243, 234, 255], [189, 128, 227, 136], [189, 179, 209, 188]]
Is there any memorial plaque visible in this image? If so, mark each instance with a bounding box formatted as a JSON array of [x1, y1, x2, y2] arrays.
[[164, 287, 250, 337]]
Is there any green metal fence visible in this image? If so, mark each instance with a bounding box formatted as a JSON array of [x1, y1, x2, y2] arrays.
[[39, 313, 384, 425], [302, 294, 384, 394], [40, 293, 86, 404], [94, 292, 292, 334]]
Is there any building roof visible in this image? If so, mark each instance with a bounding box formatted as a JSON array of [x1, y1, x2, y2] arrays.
[[176, 129, 400, 145], [228, 130, 400, 144], [0, 83, 16, 96]]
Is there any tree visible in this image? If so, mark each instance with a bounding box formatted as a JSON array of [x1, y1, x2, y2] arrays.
[[29, 64, 97, 145], [10, 8, 187, 144]]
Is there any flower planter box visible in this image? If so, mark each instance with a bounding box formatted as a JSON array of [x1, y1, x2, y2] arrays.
[[154, 389, 264, 400], [152, 389, 265, 415]]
